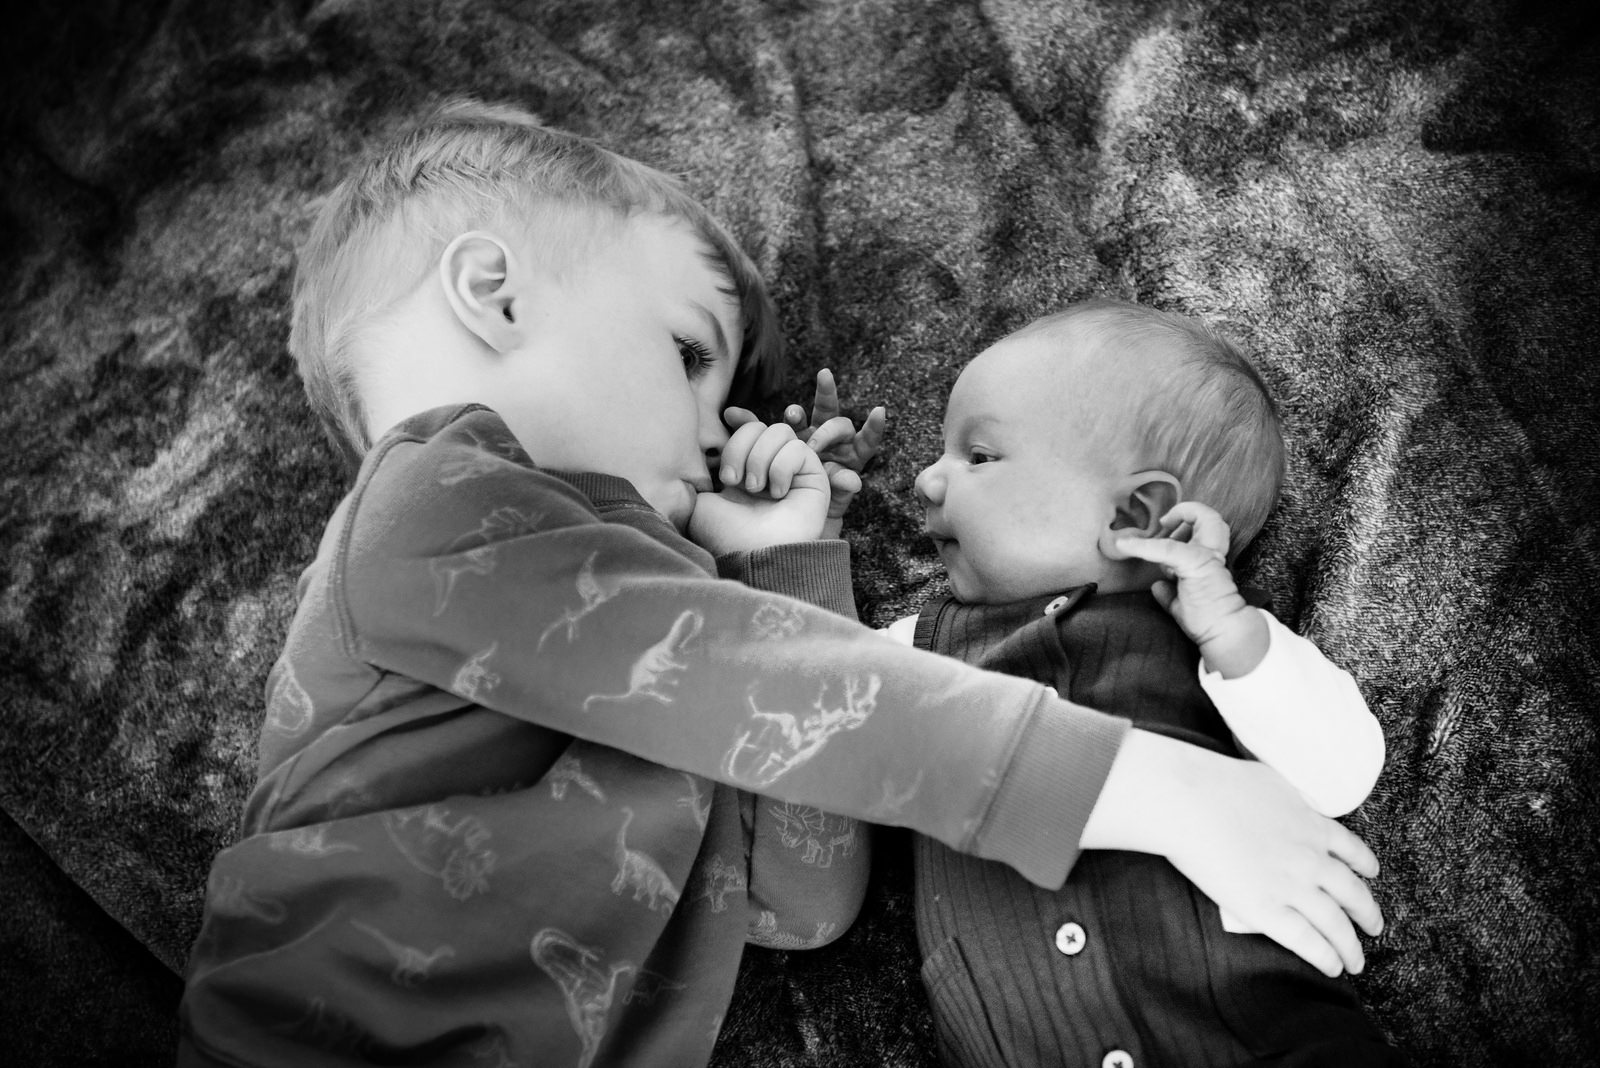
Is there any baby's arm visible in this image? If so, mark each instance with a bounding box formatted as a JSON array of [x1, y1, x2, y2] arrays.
[[1116, 502, 1386, 816]]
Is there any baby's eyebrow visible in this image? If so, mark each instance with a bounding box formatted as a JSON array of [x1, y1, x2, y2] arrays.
[[688, 299, 731, 361]]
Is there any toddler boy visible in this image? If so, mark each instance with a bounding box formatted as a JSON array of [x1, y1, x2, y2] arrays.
[[855, 298, 1405, 1065], [178, 103, 1381, 1068]]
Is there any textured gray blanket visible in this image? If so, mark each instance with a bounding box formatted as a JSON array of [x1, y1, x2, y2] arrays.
[[2, 1, 1596, 1064]]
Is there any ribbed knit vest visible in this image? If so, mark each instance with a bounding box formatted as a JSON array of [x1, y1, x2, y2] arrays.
[[912, 587, 1404, 1068]]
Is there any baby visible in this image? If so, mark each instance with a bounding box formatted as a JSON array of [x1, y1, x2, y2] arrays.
[[818, 297, 1406, 1066]]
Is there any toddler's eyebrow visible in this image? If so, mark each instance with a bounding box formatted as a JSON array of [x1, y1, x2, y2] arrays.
[[688, 299, 732, 361]]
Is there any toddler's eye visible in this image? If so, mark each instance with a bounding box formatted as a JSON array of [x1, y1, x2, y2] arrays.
[[968, 450, 996, 465], [676, 336, 714, 377]]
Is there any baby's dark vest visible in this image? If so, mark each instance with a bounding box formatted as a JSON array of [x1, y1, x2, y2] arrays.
[[913, 586, 1405, 1068]]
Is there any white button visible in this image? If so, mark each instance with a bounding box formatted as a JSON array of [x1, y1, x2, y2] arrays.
[[1043, 596, 1069, 615], [1102, 1051, 1133, 1068], [1053, 921, 1086, 955]]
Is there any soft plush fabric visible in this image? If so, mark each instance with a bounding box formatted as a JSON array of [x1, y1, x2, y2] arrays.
[[1, 1, 1596, 1065]]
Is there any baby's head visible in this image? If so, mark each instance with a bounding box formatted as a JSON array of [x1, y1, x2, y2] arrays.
[[915, 298, 1285, 603], [288, 98, 782, 528]]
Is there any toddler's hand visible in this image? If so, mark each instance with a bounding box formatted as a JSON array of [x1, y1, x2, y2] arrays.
[[689, 410, 832, 554], [1099, 731, 1383, 977], [1115, 501, 1267, 678], [783, 368, 887, 537], [1171, 749, 1383, 977]]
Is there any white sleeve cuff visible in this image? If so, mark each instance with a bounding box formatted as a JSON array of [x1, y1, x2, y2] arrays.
[[1198, 612, 1386, 816], [883, 614, 919, 646]]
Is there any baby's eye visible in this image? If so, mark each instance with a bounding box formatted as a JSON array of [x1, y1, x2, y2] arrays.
[[967, 449, 997, 465], [676, 336, 715, 378]]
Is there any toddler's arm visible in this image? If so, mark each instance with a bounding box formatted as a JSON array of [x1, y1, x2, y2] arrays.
[[1116, 502, 1386, 816], [715, 530, 871, 949]]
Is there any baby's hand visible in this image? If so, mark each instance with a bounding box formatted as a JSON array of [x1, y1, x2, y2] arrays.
[[1115, 501, 1267, 678], [688, 410, 832, 554], [783, 368, 887, 537]]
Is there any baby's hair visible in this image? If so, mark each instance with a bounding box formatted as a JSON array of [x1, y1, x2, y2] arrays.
[[1020, 298, 1286, 553], [289, 97, 783, 468]]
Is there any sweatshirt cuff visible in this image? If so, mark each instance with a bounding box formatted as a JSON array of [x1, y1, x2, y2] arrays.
[[715, 541, 858, 618], [977, 693, 1131, 889]]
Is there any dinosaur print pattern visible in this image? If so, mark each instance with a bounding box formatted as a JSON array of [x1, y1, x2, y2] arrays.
[[769, 802, 860, 867], [380, 805, 497, 901], [697, 852, 747, 913], [531, 927, 637, 1068], [452, 642, 501, 701], [539, 552, 620, 650], [548, 751, 607, 802], [723, 675, 882, 788], [429, 546, 497, 616], [866, 770, 925, 821], [611, 807, 681, 912], [752, 912, 839, 950], [207, 872, 288, 925], [675, 772, 710, 830], [582, 610, 704, 711], [749, 600, 806, 641], [437, 424, 532, 485], [349, 920, 456, 988], [266, 825, 359, 858], [271, 998, 374, 1056], [264, 658, 315, 737], [624, 969, 689, 1007]]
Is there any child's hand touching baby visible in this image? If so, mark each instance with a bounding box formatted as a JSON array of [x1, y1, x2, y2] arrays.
[[1115, 501, 1270, 680], [689, 411, 834, 553], [784, 368, 887, 538]]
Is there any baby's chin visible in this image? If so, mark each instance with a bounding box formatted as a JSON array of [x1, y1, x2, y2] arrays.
[[947, 567, 1088, 605]]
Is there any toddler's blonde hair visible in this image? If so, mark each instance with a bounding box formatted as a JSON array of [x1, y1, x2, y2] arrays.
[[289, 98, 783, 467]]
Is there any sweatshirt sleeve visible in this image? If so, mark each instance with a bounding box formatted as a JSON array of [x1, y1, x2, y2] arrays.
[[1198, 611, 1386, 816], [717, 541, 871, 948], [334, 410, 1128, 889]]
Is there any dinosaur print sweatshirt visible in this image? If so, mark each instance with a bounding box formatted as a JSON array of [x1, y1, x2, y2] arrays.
[[177, 404, 1129, 1068]]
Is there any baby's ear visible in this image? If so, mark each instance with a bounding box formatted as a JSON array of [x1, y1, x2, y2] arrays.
[[439, 231, 522, 353], [1098, 471, 1180, 559]]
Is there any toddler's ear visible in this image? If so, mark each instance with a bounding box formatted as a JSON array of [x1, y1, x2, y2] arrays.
[[439, 231, 522, 352], [1098, 472, 1180, 559]]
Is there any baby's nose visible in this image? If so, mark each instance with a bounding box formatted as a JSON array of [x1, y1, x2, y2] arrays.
[[913, 462, 943, 507]]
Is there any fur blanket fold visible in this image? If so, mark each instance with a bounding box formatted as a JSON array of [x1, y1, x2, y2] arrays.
[[2, 1, 1596, 1064]]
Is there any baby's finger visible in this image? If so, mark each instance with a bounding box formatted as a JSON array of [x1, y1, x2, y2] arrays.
[[857, 405, 888, 466], [809, 368, 841, 427], [743, 423, 800, 493], [1160, 502, 1231, 556], [724, 406, 761, 429], [826, 464, 862, 498], [1149, 579, 1177, 612], [784, 404, 808, 433], [807, 415, 860, 457], [1116, 533, 1220, 574]]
